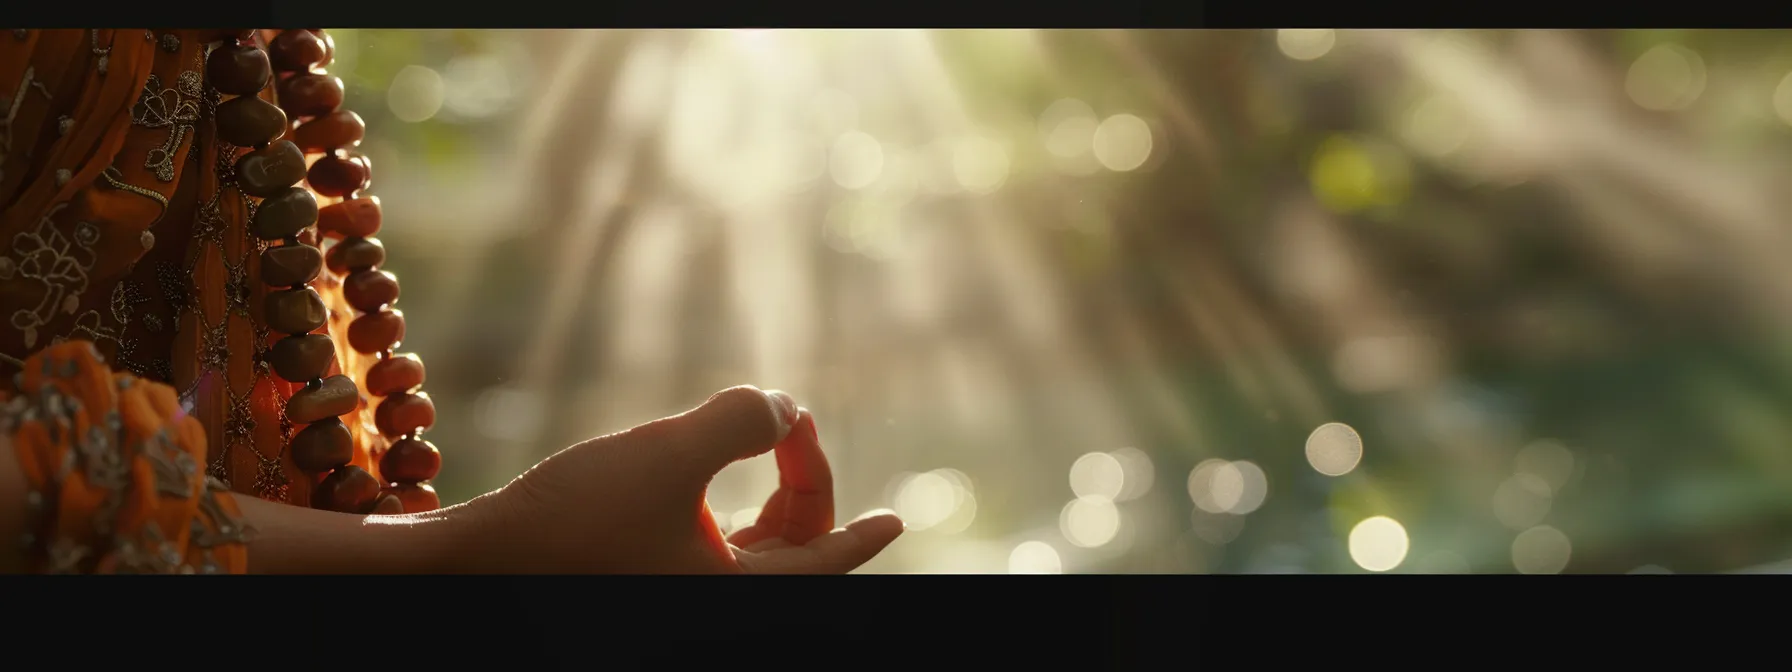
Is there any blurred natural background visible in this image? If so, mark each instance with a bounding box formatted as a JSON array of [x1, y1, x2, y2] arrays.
[[332, 28, 1792, 574]]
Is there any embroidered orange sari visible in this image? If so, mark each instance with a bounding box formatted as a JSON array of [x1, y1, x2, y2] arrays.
[[1, 29, 384, 572]]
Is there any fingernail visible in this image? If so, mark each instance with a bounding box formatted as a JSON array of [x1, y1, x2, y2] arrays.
[[763, 389, 798, 442]]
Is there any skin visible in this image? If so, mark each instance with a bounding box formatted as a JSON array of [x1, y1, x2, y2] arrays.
[[0, 385, 905, 574]]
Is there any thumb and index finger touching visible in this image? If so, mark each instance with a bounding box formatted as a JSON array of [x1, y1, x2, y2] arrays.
[[649, 385, 903, 568]]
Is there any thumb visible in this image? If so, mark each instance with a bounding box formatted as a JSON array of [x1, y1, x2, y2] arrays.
[[639, 385, 798, 480]]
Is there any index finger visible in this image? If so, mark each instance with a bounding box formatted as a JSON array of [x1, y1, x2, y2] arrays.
[[772, 410, 833, 545]]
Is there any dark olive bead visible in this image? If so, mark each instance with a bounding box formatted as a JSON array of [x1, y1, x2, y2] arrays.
[[306, 154, 369, 198], [205, 43, 272, 96], [234, 140, 307, 198], [260, 242, 323, 287], [325, 236, 385, 273], [290, 417, 353, 473], [267, 333, 335, 382], [277, 74, 344, 119], [343, 270, 399, 312], [285, 374, 359, 424], [268, 29, 327, 73], [370, 493, 405, 515], [291, 110, 365, 153], [317, 196, 381, 239], [379, 437, 441, 484], [348, 309, 404, 354], [214, 95, 287, 148], [249, 187, 317, 240], [312, 465, 381, 513], [264, 287, 327, 334], [365, 353, 424, 397], [388, 483, 440, 512]]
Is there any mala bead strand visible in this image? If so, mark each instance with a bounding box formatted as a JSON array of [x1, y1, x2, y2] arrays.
[[293, 29, 441, 514], [241, 29, 381, 515]]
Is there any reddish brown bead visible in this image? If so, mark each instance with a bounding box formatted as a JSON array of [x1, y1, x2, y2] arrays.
[[374, 392, 436, 439], [313, 465, 381, 513], [325, 236, 385, 273], [365, 353, 425, 397], [268, 29, 328, 73], [379, 437, 441, 484], [260, 243, 323, 287], [214, 95, 287, 148], [290, 110, 365, 153], [264, 287, 327, 334], [291, 417, 353, 473], [235, 140, 308, 198], [267, 333, 334, 382], [306, 154, 369, 198], [316, 196, 381, 239], [347, 309, 405, 354], [277, 74, 344, 119], [343, 269, 399, 312], [370, 493, 404, 515], [206, 43, 272, 96], [250, 187, 317, 240], [387, 483, 440, 512], [286, 374, 360, 424]]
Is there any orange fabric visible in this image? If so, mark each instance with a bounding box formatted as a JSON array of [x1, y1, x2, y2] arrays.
[[0, 29, 387, 511], [4, 340, 249, 573]]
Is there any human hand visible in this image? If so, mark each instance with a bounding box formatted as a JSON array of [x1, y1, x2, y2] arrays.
[[456, 386, 904, 574]]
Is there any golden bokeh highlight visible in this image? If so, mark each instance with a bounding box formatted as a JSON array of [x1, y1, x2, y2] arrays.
[[1626, 43, 1707, 111], [1110, 447, 1156, 502], [1515, 440, 1576, 490], [891, 469, 976, 532], [829, 130, 885, 189], [1060, 496, 1121, 548], [1348, 516, 1410, 572], [1277, 29, 1336, 61], [1305, 422, 1364, 477], [1009, 541, 1063, 574], [1069, 451, 1126, 501], [387, 65, 445, 123], [1092, 114, 1154, 172], [952, 135, 1011, 194], [1491, 473, 1553, 530], [1512, 525, 1573, 575], [1188, 459, 1269, 514]]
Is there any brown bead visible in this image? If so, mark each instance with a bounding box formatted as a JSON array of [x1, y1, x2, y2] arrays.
[[374, 392, 436, 439], [264, 287, 328, 334], [291, 417, 354, 473], [306, 154, 369, 198], [348, 309, 405, 354], [316, 196, 382, 239], [291, 110, 365, 153], [379, 437, 441, 484], [268, 29, 328, 73], [277, 74, 344, 119], [370, 493, 404, 515], [260, 243, 323, 287], [286, 374, 359, 424], [205, 43, 272, 96], [343, 269, 399, 312], [313, 465, 381, 513], [234, 140, 307, 198], [214, 95, 288, 148], [250, 187, 317, 240], [267, 333, 335, 382], [387, 483, 440, 512], [365, 353, 425, 397], [325, 236, 385, 273]]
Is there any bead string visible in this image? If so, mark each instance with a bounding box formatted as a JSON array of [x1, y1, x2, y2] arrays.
[[209, 29, 441, 514]]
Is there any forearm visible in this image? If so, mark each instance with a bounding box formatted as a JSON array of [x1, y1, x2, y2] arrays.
[[235, 495, 474, 574]]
